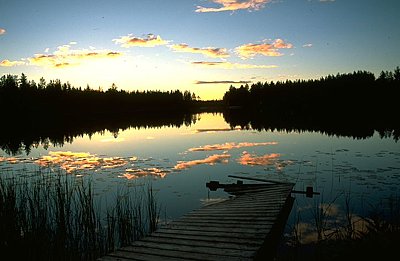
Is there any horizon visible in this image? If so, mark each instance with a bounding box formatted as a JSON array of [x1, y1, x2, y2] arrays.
[[1, 0, 399, 100]]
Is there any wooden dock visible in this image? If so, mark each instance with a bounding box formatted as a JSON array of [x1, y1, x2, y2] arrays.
[[99, 181, 295, 261]]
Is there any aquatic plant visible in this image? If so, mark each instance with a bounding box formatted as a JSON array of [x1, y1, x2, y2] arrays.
[[0, 168, 160, 260]]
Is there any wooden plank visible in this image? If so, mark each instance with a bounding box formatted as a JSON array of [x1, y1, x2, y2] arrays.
[[156, 227, 267, 240], [128, 240, 256, 258], [98, 256, 135, 261], [185, 210, 279, 216], [118, 245, 252, 261], [151, 231, 263, 246], [107, 250, 187, 261], [181, 215, 279, 222], [168, 219, 274, 229], [161, 223, 270, 235], [140, 235, 260, 251]]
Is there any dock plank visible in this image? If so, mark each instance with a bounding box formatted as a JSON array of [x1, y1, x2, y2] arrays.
[[99, 182, 294, 261]]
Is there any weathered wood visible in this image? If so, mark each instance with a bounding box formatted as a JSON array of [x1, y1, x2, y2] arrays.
[[99, 182, 294, 261], [116, 245, 252, 261], [140, 236, 260, 251], [156, 227, 267, 240], [168, 220, 274, 230], [151, 231, 264, 245], [127, 240, 256, 258]]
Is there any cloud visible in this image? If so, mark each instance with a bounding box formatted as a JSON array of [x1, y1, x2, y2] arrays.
[[196, 0, 271, 13], [34, 151, 128, 173], [0, 59, 25, 67], [235, 39, 293, 59], [303, 43, 313, 48], [174, 154, 230, 170], [237, 151, 281, 166], [195, 80, 251, 85], [191, 61, 277, 69], [170, 43, 229, 58], [113, 34, 169, 48], [0, 28, 5, 35], [188, 142, 277, 152], [28, 44, 122, 68], [119, 167, 171, 179]]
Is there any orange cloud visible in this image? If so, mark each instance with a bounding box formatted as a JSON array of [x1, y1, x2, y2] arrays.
[[28, 44, 122, 68], [174, 154, 230, 170], [170, 43, 229, 58], [191, 61, 277, 69], [0, 59, 25, 67], [235, 39, 293, 59], [34, 151, 128, 173], [188, 142, 277, 152], [113, 34, 169, 48], [119, 167, 170, 180], [196, 0, 270, 13], [0, 28, 5, 35], [0, 156, 20, 164], [237, 151, 281, 166]]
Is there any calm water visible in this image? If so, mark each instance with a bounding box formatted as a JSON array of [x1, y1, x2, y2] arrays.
[[1, 112, 399, 243]]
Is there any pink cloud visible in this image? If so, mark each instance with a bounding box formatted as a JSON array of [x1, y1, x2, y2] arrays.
[[236, 39, 293, 59], [28, 44, 122, 68], [188, 142, 277, 152], [0, 59, 25, 67], [113, 34, 169, 48], [170, 43, 229, 58], [237, 151, 281, 166], [174, 154, 231, 170], [191, 61, 277, 69], [196, 0, 271, 13]]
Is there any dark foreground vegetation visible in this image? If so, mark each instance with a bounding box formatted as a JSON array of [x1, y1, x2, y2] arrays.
[[0, 169, 160, 260], [223, 67, 400, 141]]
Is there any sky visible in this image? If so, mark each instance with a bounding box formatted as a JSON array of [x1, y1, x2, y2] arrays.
[[1, 0, 399, 100]]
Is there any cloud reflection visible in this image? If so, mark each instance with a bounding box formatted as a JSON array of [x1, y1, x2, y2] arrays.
[[174, 154, 230, 170], [237, 151, 281, 166], [34, 151, 128, 173], [119, 167, 171, 180], [188, 141, 277, 152], [0, 156, 19, 164]]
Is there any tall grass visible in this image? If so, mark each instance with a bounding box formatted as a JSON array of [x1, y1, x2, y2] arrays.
[[0, 169, 160, 260]]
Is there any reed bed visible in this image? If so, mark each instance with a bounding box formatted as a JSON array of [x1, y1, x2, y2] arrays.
[[0, 168, 160, 260]]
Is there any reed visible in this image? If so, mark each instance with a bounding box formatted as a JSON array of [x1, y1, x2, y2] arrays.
[[0, 168, 160, 260]]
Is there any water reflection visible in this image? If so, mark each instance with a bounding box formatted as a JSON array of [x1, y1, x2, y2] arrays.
[[188, 141, 277, 152], [34, 151, 129, 173], [1, 110, 399, 156], [0, 112, 198, 155], [174, 154, 230, 170]]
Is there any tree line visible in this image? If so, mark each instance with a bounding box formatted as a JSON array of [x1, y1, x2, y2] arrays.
[[0, 74, 198, 119], [222, 67, 400, 141]]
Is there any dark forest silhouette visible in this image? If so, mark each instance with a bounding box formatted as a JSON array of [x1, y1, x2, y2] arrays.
[[223, 67, 400, 141], [0, 67, 399, 155], [0, 74, 198, 116]]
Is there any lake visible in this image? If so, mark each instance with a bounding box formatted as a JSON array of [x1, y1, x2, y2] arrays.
[[1, 112, 399, 245]]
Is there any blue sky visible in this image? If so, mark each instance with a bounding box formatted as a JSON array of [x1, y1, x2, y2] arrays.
[[1, 0, 399, 100]]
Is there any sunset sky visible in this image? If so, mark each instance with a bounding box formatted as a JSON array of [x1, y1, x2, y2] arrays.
[[1, 0, 399, 100]]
